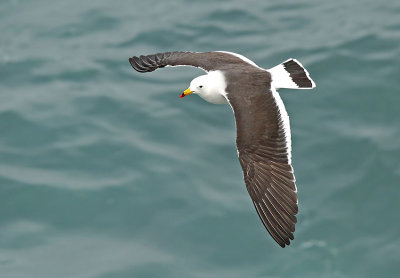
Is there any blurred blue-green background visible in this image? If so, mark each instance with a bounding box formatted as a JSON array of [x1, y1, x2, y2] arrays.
[[1, 0, 399, 277]]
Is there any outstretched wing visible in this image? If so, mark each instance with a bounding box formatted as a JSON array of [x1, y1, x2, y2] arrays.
[[129, 51, 256, 73], [226, 82, 298, 248]]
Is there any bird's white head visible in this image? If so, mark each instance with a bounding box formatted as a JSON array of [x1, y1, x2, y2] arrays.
[[180, 75, 208, 98], [180, 71, 228, 104]]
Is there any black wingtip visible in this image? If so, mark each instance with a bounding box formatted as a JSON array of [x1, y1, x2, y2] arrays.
[[129, 53, 170, 73], [128, 57, 138, 70], [129, 56, 147, 73], [128, 57, 135, 67]]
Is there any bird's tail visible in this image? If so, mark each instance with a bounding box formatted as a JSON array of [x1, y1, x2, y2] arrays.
[[268, 59, 316, 90]]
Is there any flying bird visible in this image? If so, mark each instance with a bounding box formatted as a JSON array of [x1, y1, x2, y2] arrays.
[[129, 51, 316, 247]]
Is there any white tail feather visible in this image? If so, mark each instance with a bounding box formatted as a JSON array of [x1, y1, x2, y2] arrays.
[[269, 58, 316, 90]]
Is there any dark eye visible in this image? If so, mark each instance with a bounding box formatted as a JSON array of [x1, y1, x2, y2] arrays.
[[199, 85, 203, 88]]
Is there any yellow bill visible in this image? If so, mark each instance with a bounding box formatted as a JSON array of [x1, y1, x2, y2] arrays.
[[180, 88, 194, 98]]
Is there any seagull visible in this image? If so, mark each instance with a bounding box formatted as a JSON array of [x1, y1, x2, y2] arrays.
[[129, 51, 316, 247]]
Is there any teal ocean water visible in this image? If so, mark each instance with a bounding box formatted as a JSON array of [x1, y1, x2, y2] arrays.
[[1, 0, 400, 277]]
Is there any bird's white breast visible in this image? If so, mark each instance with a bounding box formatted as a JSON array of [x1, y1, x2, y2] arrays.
[[198, 71, 229, 104]]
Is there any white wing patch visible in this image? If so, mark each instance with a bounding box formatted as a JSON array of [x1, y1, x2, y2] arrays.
[[270, 88, 292, 165], [165, 64, 208, 73], [271, 88, 298, 194]]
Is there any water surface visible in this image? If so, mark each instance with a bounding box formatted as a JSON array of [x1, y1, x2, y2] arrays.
[[1, 0, 399, 277]]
